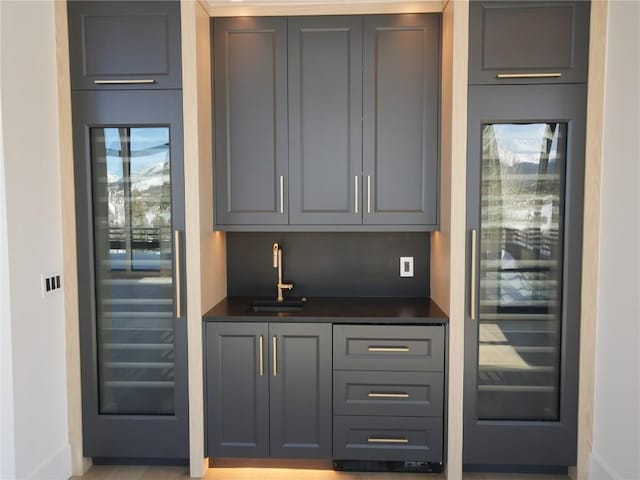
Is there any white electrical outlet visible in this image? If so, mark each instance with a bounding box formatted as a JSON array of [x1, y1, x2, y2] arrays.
[[400, 257, 414, 277]]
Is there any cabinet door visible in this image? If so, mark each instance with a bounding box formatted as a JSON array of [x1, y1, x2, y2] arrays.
[[213, 17, 289, 225], [288, 16, 363, 225], [363, 14, 440, 226], [464, 84, 585, 465], [469, 1, 590, 85], [72, 90, 188, 458], [269, 323, 332, 458], [206, 322, 270, 457], [67, 1, 182, 90]]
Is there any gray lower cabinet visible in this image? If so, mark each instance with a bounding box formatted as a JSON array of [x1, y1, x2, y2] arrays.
[[468, 0, 590, 85], [332, 325, 445, 464], [212, 17, 289, 226], [205, 322, 332, 458], [67, 1, 182, 90]]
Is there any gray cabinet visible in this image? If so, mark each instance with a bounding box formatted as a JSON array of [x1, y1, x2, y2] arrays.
[[67, 1, 182, 90], [464, 84, 586, 466], [213, 17, 289, 226], [205, 323, 269, 457], [213, 14, 440, 230], [363, 15, 440, 226], [206, 322, 332, 458], [288, 16, 363, 225], [468, 1, 590, 85], [72, 90, 188, 459], [332, 325, 445, 464]]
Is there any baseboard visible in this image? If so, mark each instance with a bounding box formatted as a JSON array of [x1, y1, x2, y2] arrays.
[[589, 453, 619, 480], [27, 443, 71, 480]]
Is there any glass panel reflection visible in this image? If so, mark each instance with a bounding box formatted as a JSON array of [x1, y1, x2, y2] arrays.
[[478, 123, 566, 421], [91, 127, 175, 415]]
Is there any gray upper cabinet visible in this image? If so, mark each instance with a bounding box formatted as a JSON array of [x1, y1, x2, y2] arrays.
[[212, 14, 441, 231], [363, 15, 440, 226], [67, 1, 182, 90], [468, 1, 590, 85], [288, 16, 363, 225], [213, 17, 289, 226]]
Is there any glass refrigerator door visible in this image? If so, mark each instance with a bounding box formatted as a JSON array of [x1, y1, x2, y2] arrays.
[[477, 123, 566, 421], [90, 126, 176, 415]]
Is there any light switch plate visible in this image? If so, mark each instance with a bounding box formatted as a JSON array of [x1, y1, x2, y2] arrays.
[[400, 257, 414, 277]]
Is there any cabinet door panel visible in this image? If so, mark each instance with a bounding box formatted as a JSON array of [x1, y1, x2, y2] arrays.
[[68, 1, 182, 90], [469, 1, 589, 85], [206, 323, 269, 457], [464, 84, 585, 465], [213, 17, 288, 225], [269, 323, 332, 458], [363, 15, 439, 226], [288, 16, 363, 224], [73, 90, 187, 458]]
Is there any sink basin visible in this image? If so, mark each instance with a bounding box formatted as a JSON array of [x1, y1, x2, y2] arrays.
[[247, 298, 305, 313]]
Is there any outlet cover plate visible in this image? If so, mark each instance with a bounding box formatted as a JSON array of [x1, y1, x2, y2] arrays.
[[400, 257, 414, 277]]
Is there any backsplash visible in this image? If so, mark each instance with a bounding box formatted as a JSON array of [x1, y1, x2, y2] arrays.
[[226, 232, 430, 297]]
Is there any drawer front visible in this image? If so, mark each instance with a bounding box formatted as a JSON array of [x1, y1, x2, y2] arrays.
[[333, 371, 444, 417], [333, 415, 443, 462], [333, 325, 444, 371]]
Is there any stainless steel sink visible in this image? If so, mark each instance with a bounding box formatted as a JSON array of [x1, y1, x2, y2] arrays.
[[247, 298, 305, 313]]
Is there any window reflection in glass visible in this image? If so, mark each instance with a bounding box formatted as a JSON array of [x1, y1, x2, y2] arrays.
[[91, 127, 175, 415], [477, 123, 566, 421]]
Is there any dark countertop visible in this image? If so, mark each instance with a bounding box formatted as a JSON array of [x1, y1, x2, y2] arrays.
[[203, 296, 448, 324]]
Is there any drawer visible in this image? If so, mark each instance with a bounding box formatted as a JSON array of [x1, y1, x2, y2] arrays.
[[333, 415, 443, 462], [333, 325, 444, 371], [333, 371, 444, 417]]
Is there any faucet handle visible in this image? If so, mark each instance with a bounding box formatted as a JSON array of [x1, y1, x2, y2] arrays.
[[272, 242, 279, 268]]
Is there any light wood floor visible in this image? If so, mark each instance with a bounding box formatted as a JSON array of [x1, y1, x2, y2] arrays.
[[73, 465, 571, 480]]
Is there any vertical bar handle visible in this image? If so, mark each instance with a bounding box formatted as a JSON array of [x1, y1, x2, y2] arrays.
[[367, 175, 371, 213], [470, 229, 477, 321], [279, 176, 284, 214], [272, 336, 277, 376], [259, 335, 264, 377], [354, 176, 359, 214], [174, 230, 182, 319]]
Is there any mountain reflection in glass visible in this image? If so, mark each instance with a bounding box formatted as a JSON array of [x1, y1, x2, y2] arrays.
[[90, 127, 175, 415], [477, 123, 566, 421]]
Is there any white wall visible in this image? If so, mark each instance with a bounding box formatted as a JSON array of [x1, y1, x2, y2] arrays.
[[0, 1, 71, 479], [590, 1, 640, 479]]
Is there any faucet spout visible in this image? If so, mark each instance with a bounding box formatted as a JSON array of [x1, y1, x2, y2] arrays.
[[272, 242, 294, 302]]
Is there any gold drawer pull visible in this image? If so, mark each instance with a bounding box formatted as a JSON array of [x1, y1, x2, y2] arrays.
[[368, 392, 410, 399], [368, 346, 410, 352], [496, 72, 562, 79], [93, 79, 156, 85], [367, 437, 409, 444]]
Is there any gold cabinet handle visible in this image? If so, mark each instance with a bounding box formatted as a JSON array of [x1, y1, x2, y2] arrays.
[[368, 346, 410, 352], [93, 79, 156, 85], [496, 72, 562, 79], [470, 229, 477, 321], [367, 175, 371, 213], [354, 175, 359, 214], [174, 230, 181, 318], [259, 335, 264, 377], [279, 176, 284, 214], [367, 392, 410, 398], [367, 437, 409, 444], [272, 336, 277, 376]]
